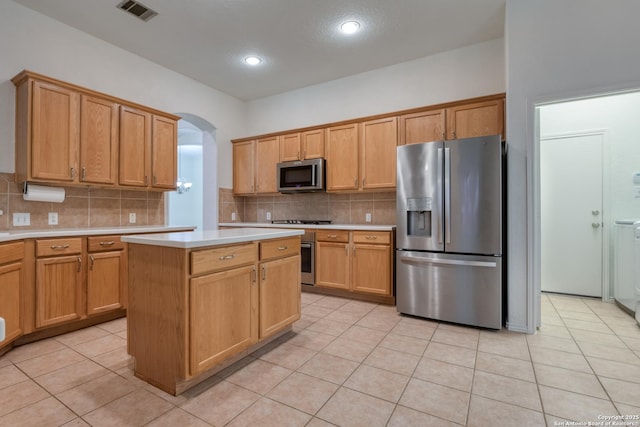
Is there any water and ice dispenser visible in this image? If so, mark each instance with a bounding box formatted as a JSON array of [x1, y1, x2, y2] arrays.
[[405, 197, 432, 237]]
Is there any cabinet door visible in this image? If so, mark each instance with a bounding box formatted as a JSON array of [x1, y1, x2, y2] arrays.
[[280, 133, 301, 162], [0, 262, 23, 345], [326, 123, 359, 191], [255, 136, 279, 194], [399, 109, 445, 145], [190, 265, 258, 375], [360, 117, 397, 189], [446, 99, 504, 140], [301, 129, 325, 159], [151, 115, 178, 189], [259, 255, 301, 339], [31, 80, 79, 182], [80, 95, 118, 184], [119, 106, 151, 187], [233, 141, 255, 195], [36, 255, 83, 328], [315, 242, 350, 290], [352, 244, 391, 296], [87, 251, 124, 316]]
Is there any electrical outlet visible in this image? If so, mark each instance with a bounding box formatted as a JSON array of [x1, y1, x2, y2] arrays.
[[231, 212, 237, 221], [0, 210, 3, 215], [13, 213, 30, 226], [365, 213, 372, 223], [48, 212, 58, 225], [129, 213, 136, 224], [266, 212, 272, 221]]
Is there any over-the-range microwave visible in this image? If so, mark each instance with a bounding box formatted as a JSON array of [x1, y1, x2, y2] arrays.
[[277, 158, 325, 193]]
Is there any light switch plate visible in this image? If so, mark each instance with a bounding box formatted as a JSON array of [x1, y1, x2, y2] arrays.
[[129, 213, 136, 223], [48, 212, 58, 225], [13, 212, 30, 226]]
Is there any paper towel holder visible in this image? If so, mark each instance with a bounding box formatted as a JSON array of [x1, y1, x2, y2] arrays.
[[22, 182, 66, 203]]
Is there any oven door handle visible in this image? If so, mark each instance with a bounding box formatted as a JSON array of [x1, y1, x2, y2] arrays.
[[301, 243, 312, 249]]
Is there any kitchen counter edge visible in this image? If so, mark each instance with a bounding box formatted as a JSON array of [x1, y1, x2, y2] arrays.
[[122, 228, 305, 249], [0, 225, 196, 243], [218, 222, 396, 231]]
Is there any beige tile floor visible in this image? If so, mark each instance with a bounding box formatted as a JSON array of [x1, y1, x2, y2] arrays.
[[2, 292, 640, 426]]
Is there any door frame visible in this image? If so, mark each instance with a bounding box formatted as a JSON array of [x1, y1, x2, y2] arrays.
[[537, 129, 610, 302]]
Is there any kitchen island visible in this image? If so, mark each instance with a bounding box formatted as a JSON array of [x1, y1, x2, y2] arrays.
[[122, 228, 304, 395]]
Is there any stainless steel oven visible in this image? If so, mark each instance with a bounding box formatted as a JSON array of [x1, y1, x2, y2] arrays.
[[301, 230, 315, 285]]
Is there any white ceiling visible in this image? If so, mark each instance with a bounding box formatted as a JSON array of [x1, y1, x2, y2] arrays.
[[12, 0, 505, 101]]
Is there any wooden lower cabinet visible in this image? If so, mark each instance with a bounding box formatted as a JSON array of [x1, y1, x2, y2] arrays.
[[35, 255, 83, 328], [190, 265, 258, 375], [259, 255, 301, 339], [87, 251, 125, 315], [0, 262, 23, 347], [316, 230, 393, 298]]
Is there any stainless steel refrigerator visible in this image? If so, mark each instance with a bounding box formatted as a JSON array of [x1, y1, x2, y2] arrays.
[[396, 135, 504, 329]]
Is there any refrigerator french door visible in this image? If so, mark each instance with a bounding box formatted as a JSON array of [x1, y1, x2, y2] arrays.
[[396, 135, 504, 329]]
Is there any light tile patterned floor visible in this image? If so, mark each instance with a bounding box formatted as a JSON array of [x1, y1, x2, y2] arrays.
[[1, 292, 640, 426]]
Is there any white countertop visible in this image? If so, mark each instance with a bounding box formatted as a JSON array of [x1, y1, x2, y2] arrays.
[[218, 222, 396, 231], [122, 228, 305, 249], [0, 225, 195, 243]]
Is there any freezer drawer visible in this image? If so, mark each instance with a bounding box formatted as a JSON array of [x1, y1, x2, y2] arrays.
[[396, 250, 502, 329]]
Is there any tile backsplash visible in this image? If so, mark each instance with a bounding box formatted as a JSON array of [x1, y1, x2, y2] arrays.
[[218, 187, 396, 225], [0, 173, 164, 231]]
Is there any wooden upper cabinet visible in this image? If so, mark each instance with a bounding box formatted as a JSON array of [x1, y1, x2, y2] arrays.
[[360, 117, 397, 190], [151, 115, 177, 189], [119, 106, 151, 187], [326, 123, 359, 191], [80, 95, 118, 184], [255, 136, 279, 194], [446, 99, 504, 140], [233, 140, 255, 195], [280, 133, 301, 162], [30, 80, 80, 182], [399, 109, 445, 145], [302, 129, 325, 159]]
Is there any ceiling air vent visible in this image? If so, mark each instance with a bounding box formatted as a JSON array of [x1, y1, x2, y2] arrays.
[[117, 0, 158, 22]]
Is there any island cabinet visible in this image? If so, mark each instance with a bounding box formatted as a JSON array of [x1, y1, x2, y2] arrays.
[[0, 242, 25, 350], [126, 233, 301, 395], [316, 229, 394, 302], [12, 70, 178, 190]]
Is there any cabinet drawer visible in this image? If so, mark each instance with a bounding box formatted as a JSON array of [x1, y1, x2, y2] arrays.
[[36, 238, 82, 257], [260, 237, 300, 260], [87, 235, 125, 252], [352, 231, 391, 245], [316, 230, 349, 243], [191, 242, 258, 276], [0, 241, 25, 265]]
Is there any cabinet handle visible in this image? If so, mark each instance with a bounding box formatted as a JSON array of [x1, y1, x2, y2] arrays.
[[252, 266, 257, 283], [99, 241, 115, 246], [77, 257, 82, 272], [327, 234, 338, 238], [451, 131, 456, 139], [81, 167, 86, 180], [297, 151, 300, 160], [345, 245, 349, 256], [277, 245, 288, 251], [262, 265, 266, 280], [144, 176, 149, 186], [353, 245, 356, 256], [89, 255, 95, 270], [70, 167, 76, 178], [354, 178, 357, 187], [303, 150, 306, 159], [153, 176, 157, 185], [50, 244, 70, 250], [219, 254, 235, 260], [365, 235, 378, 240], [363, 178, 366, 187]]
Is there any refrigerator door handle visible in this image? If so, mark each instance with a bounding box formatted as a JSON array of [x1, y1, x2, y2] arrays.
[[444, 147, 451, 244], [399, 255, 497, 268], [437, 147, 443, 245]]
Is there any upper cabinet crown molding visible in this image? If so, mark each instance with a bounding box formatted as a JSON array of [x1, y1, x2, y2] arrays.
[[12, 70, 179, 191]]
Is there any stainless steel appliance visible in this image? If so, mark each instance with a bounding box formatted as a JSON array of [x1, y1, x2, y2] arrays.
[[396, 135, 505, 329], [271, 219, 331, 285], [277, 158, 325, 193]]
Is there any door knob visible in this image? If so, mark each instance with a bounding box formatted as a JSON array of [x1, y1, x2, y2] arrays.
[[592, 222, 601, 228], [592, 210, 600, 216]]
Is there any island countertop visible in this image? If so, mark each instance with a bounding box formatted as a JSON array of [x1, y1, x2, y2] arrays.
[[121, 227, 305, 249]]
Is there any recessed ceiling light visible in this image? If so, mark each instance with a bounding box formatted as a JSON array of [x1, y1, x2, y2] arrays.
[[340, 21, 360, 34], [244, 56, 262, 66]]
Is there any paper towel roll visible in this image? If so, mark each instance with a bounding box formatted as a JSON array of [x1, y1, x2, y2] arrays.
[[23, 183, 66, 203]]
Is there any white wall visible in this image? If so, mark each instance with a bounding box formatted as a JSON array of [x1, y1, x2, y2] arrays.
[[0, 0, 246, 193], [506, 0, 640, 332], [245, 39, 505, 137]]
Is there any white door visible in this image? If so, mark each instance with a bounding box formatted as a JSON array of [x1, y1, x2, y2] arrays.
[[541, 133, 603, 297]]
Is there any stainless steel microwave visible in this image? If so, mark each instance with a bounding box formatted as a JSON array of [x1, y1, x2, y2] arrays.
[[277, 158, 325, 193]]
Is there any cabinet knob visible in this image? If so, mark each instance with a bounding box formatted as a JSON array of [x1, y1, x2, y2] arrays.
[[99, 241, 115, 246], [219, 254, 235, 260], [50, 244, 70, 250], [89, 255, 95, 270], [277, 245, 288, 251], [77, 257, 82, 272]]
